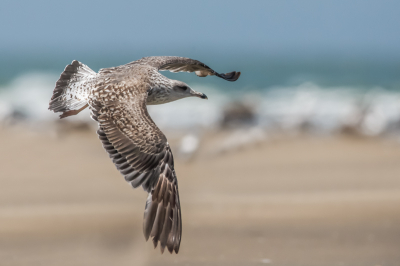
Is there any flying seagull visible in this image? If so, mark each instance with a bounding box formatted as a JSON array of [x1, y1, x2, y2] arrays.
[[48, 56, 241, 254]]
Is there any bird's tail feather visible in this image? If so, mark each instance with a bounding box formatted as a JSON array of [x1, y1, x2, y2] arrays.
[[48, 60, 97, 119]]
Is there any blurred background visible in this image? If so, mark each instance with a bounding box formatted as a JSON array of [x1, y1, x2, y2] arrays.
[[1, 1, 400, 265]]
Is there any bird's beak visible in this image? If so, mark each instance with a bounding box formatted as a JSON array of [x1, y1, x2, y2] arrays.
[[192, 91, 208, 100]]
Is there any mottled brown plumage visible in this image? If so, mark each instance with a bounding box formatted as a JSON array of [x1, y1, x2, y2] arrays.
[[48, 56, 241, 254]]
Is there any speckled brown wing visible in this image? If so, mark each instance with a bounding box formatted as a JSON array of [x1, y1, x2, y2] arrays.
[[132, 56, 241, 81], [90, 87, 182, 254]]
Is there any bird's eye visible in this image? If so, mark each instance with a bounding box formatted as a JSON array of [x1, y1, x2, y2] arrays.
[[177, 86, 187, 91]]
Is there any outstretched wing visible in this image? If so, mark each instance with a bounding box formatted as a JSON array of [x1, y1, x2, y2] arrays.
[[90, 87, 182, 254], [132, 56, 241, 81]]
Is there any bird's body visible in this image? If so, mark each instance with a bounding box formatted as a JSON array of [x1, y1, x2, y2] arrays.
[[48, 56, 240, 254]]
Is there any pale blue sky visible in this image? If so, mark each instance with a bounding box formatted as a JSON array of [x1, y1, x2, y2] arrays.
[[1, 0, 399, 58], [1, 0, 400, 88]]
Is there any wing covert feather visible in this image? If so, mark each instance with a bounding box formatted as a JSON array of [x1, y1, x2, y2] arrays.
[[131, 56, 241, 81]]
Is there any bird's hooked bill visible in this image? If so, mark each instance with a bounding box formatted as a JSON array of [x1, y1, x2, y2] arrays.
[[192, 91, 208, 99]]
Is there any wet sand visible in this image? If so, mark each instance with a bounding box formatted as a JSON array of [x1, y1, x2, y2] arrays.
[[1, 127, 400, 266]]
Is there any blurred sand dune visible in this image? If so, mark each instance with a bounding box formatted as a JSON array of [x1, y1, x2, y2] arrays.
[[1, 128, 400, 266]]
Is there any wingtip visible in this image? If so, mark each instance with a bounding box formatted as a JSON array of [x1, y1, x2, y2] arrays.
[[218, 71, 241, 82], [174, 245, 180, 254], [152, 237, 158, 249], [167, 245, 174, 254], [234, 71, 241, 81]]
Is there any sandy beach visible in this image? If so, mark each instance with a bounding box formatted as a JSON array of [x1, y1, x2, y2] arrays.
[[1, 126, 400, 266]]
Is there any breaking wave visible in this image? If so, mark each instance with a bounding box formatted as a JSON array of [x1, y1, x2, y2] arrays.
[[1, 72, 400, 137]]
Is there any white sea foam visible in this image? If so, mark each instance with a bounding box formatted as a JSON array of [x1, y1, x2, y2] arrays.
[[0, 72, 58, 122], [1, 72, 399, 137], [259, 83, 400, 136]]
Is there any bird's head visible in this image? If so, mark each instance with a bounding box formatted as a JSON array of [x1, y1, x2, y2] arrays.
[[171, 80, 208, 100]]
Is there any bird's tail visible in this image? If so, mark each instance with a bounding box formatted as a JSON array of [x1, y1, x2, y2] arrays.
[[48, 60, 97, 119]]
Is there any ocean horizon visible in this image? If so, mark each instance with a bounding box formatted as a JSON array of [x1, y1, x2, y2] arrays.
[[1, 51, 399, 137]]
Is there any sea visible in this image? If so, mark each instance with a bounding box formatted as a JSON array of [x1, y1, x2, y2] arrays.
[[1, 52, 400, 137]]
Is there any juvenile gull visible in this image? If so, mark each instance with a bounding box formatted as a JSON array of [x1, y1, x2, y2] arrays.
[[48, 56, 241, 254]]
